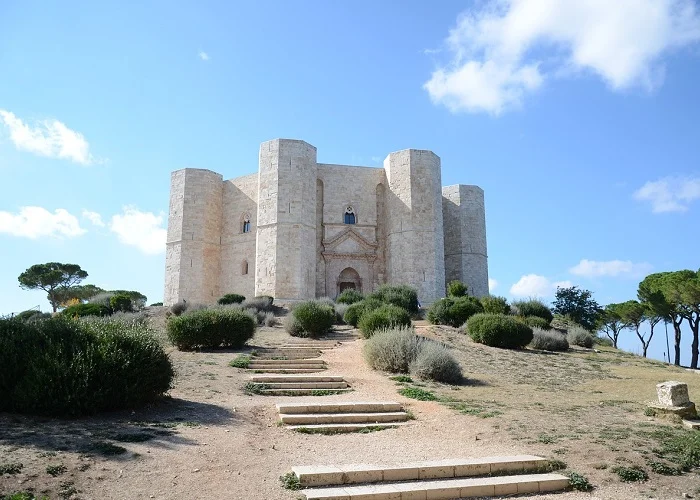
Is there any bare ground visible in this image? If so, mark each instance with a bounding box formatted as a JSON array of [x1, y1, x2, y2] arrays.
[[1, 315, 699, 499]]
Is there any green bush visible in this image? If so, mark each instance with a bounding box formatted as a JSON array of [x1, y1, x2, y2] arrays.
[[170, 300, 188, 316], [447, 280, 468, 297], [14, 310, 43, 322], [594, 335, 614, 347], [523, 316, 551, 330], [336, 289, 364, 305], [409, 341, 462, 383], [109, 293, 134, 313], [218, 293, 246, 305], [291, 301, 335, 338], [369, 285, 419, 313], [243, 296, 274, 312], [283, 314, 305, 337], [529, 328, 569, 351], [364, 327, 422, 373], [343, 298, 383, 327], [358, 304, 412, 338], [61, 303, 111, 318], [466, 313, 533, 349], [150, 302, 164, 307], [333, 303, 349, 324], [479, 295, 510, 315], [167, 308, 256, 349], [567, 326, 594, 348], [0, 317, 173, 416], [427, 296, 483, 327], [512, 299, 553, 322]]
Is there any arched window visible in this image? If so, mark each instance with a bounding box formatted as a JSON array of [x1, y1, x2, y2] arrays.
[[242, 214, 251, 233], [241, 260, 249, 275], [344, 206, 356, 224]]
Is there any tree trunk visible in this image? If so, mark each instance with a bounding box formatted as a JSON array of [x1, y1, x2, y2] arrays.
[[690, 316, 699, 370], [673, 318, 683, 366], [642, 343, 649, 357]]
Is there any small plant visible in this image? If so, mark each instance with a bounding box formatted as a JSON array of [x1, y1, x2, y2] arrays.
[[399, 386, 437, 401], [537, 434, 555, 444], [447, 280, 468, 297], [611, 465, 648, 482], [90, 441, 127, 456], [466, 313, 533, 349], [529, 328, 569, 351], [390, 375, 414, 383], [364, 327, 422, 373], [336, 289, 364, 305], [643, 407, 657, 417], [280, 471, 301, 490], [541, 459, 566, 472], [566, 471, 593, 491], [567, 326, 595, 348], [358, 304, 412, 338], [0, 462, 24, 475], [229, 355, 251, 368], [218, 293, 246, 305], [291, 301, 335, 338], [243, 382, 270, 395], [333, 303, 349, 324], [2, 492, 49, 500], [242, 296, 274, 312], [409, 341, 462, 384], [46, 464, 67, 477], [647, 460, 681, 475]]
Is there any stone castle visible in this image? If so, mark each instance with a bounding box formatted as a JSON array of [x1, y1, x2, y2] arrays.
[[164, 139, 488, 306]]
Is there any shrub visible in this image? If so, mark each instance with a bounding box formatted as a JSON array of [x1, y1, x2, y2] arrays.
[[0, 317, 173, 416], [218, 293, 246, 305], [103, 311, 148, 327], [343, 298, 383, 327], [109, 293, 134, 313], [291, 301, 335, 338], [364, 327, 422, 373], [14, 310, 43, 322], [611, 465, 648, 482], [262, 312, 277, 327], [369, 285, 419, 313], [409, 341, 462, 383], [88, 292, 115, 307], [358, 304, 412, 338], [336, 289, 364, 305], [284, 314, 305, 337], [466, 313, 533, 349], [243, 296, 274, 312], [333, 303, 349, 324], [523, 316, 551, 330], [427, 296, 483, 327], [166, 308, 256, 349], [512, 299, 553, 322], [594, 335, 614, 347], [170, 300, 188, 316], [529, 328, 569, 351], [61, 303, 111, 318], [150, 302, 164, 307], [480, 295, 510, 315], [447, 280, 468, 297], [567, 326, 594, 348]]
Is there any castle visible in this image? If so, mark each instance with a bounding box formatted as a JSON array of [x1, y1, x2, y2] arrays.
[[164, 139, 488, 306]]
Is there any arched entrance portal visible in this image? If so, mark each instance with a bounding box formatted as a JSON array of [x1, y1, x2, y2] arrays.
[[337, 267, 361, 296]]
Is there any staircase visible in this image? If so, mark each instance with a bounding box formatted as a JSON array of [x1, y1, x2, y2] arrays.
[[290, 456, 570, 499], [247, 358, 327, 374], [277, 401, 409, 433], [246, 375, 352, 396]]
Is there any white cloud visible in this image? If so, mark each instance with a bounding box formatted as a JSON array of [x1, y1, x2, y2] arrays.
[[82, 210, 105, 227], [424, 0, 700, 115], [0, 109, 96, 164], [198, 51, 210, 61], [488, 278, 498, 292], [569, 259, 653, 278], [633, 176, 700, 213], [0, 206, 86, 239], [109, 206, 166, 255], [509, 274, 571, 298]]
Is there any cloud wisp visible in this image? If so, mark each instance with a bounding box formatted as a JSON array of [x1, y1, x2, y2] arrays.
[[424, 0, 700, 115], [109, 206, 167, 255], [82, 210, 105, 227], [634, 176, 700, 213], [569, 259, 653, 278], [198, 51, 210, 61], [488, 278, 498, 292], [0, 206, 86, 239], [509, 274, 572, 298]]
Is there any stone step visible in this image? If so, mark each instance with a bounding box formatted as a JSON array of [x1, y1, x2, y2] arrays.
[[251, 375, 344, 383], [277, 402, 403, 415], [683, 419, 700, 430], [249, 359, 326, 365], [288, 423, 405, 433], [249, 364, 326, 369], [281, 411, 408, 425], [263, 382, 349, 390], [292, 456, 549, 487], [301, 473, 570, 499], [258, 388, 353, 396], [249, 362, 326, 368], [249, 368, 327, 374]]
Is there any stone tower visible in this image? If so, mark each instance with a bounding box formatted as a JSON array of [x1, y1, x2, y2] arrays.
[[164, 168, 223, 305], [384, 149, 446, 303], [254, 139, 318, 300]]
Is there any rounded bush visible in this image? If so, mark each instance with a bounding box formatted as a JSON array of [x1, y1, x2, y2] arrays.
[[336, 289, 364, 305], [523, 316, 552, 330], [409, 341, 463, 384], [567, 326, 594, 348], [447, 280, 468, 297], [0, 317, 173, 416], [333, 303, 349, 324], [284, 313, 305, 337], [62, 303, 111, 318], [369, 285, 419, 313], [343, 298, 383, 327], [466, 313, 533, 349], [513, 300, 553, 322], [110, 293, 134, 313], [218, 293, 246, 305], [15, 309, 43, 322], [170, 300, 188, 316], [480, 295, 510, 315], [364, 327, 421, 373], [291, 301, 335, 338], [427, 296, 483, 327], [167, 308, 256, 350], [358, 304, 412, 338], [529, 327, 569, 351]]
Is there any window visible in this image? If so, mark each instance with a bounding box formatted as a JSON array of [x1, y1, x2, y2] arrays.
[[242, 260, 249, 275], [344, 206, 356, 224], [242, 215, 251, 233]]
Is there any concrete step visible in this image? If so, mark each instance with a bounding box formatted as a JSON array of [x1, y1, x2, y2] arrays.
[[263, 382, 349, 390], [258, 388, 353, 396], [288, 423, 405, 433], [249, 359, 326, 365], [248, 363, 326, 369], [301, 473, 570, 499], [292, 456, 549, 487], [247, 368, 326, 374], [251, 375, 344, 383], [281, 411, 409, 425], [277, 402, 403, 415]]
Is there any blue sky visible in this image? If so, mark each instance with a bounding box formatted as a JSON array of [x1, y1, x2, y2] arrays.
[[1, 0, 699, 364]]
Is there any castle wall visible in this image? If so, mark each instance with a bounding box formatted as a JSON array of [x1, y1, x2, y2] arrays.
[[220, 173, 258, 299], [164, 168, 223, 305]]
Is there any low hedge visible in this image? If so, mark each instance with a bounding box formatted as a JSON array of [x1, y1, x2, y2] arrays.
[[368, 285, 419, 314], [512, 299, 553, 322], [427, 296, 483, 327], [530, 328, 569, 351], [466, 313, 533, 349], [523, 316, 552, 330], [358, 304, 412, 338], [167, 308, 256, 349], [218, 293, 246, 305], [567, 326, 594, 348], [290, 301, 335, 338], [0, 317, 173, 416], [336, 289, 364, 305], [62, 303, 111, 318], [343, 298, 383, 327]]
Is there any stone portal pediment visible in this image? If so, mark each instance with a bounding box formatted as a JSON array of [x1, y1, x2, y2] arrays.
[[322, 228, 377, 260]]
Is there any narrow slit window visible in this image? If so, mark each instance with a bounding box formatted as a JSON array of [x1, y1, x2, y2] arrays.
[[242, 215, 251, 233], [344, 206, 356, 224], [242, 260, 249, 275]]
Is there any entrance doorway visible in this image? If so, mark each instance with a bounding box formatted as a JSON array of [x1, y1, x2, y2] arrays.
[[337, 267, 361, 296]]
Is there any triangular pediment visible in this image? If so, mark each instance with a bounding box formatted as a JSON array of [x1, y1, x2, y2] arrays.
[[323, 228, 377, 254]]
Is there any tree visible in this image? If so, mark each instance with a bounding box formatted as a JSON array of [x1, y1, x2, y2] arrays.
[[447, 280, 468, 297], [617, 300, 659, 358], [54, 284, 105, 307], [18, 263, 88, 312], [110, 290, 147, 309], [552, 286, 601, 331], [639, 272, 685, 366], [597, 303, 628, 348]]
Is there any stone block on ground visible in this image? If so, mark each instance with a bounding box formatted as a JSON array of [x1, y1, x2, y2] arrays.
[[657, 381, 690, 407]]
